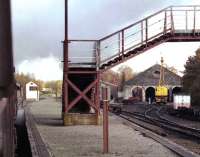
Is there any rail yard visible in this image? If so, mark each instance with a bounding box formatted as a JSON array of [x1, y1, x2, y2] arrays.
[[112, 103, 200, 156], [1, 1, 200, 157]]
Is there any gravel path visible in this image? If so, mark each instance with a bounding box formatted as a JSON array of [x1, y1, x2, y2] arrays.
[[29, 98, 179, 157]]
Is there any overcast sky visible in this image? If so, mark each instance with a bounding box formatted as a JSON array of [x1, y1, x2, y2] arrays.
[[11, 0, 200, 80]]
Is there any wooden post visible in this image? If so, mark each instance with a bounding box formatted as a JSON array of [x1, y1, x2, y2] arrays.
[[102, 87, 109, 153]]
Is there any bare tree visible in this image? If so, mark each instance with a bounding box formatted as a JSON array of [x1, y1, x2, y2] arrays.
[[45, 80, 62, 99], [101, 70, 120, 85], [117, 65, 135, 91]]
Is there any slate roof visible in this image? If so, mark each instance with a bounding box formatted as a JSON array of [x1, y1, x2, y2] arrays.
[[125, 64, 181, 86]]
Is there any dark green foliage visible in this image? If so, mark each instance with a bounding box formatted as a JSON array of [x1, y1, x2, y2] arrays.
[[182, 48, 200, 106]]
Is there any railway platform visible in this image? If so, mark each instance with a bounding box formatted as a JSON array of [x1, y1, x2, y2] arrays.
[[25, 98, 179, 157]]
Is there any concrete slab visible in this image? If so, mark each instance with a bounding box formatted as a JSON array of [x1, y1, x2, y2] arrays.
[[28, 98, 179, 157]]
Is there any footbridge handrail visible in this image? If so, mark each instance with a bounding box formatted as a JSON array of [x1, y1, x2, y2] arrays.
[[68, 5, 200, 70]]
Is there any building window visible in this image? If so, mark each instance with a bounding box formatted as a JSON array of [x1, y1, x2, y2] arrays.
[[29, 86, 38, 91], [152, 70, 160, 78], [154, 70, 160, 74]]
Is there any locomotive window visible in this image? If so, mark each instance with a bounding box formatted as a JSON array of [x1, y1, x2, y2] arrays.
[[29, 86, 38, 91]]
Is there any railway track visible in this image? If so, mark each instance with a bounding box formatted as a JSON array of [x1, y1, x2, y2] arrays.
[[120, 110, 168, 136], [121, 106, 200, 139], [119, 106, 200, 156], [157, 107, 200, 132], [145, 107, 200, 139]]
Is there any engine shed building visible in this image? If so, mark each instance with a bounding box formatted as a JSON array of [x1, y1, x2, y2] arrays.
[[123, 64, 182, 102], [26, 81, 39, 101]]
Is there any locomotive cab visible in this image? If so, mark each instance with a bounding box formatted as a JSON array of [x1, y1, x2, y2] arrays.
[[155, 86, 168, 103]]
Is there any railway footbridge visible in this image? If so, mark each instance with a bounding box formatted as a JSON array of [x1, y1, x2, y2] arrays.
[[63, 5, 200, 125]]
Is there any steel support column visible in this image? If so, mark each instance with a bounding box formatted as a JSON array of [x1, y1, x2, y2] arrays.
[[63, 0, 68, 115], [96, 41, 101, 116], [96, 71, 100, 116]]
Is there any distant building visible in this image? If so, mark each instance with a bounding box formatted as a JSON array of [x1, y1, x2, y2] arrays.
[[100, 81, 118, 101], [123, 64, 182, 102], [26, 81, 39, 101], [41, 88, 52, 94]]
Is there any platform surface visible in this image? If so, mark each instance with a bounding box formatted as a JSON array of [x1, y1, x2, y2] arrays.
[[27, 98, 179, 157]]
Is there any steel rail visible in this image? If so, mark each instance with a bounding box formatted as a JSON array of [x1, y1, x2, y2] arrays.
[[156, 107, 200, 133], [144, 107, 200, 139], [120, 106, 200, 140], [117, 112, 200, 157]]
